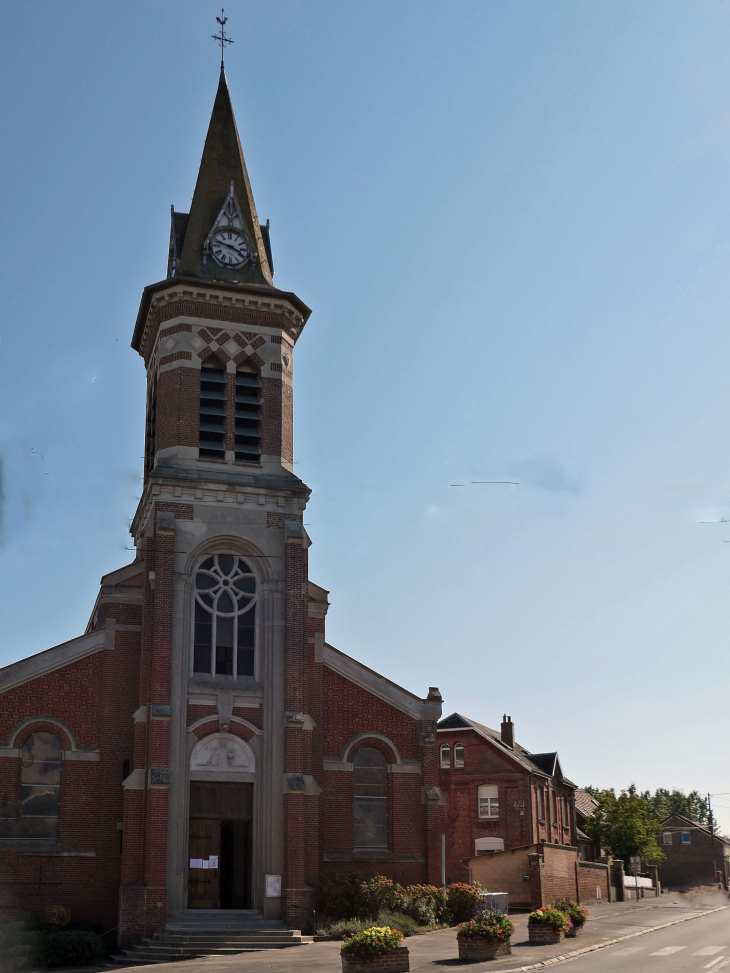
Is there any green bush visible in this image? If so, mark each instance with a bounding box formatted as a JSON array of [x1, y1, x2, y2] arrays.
[[359, 876, 404, 917], [0, 913, 43, 972], [340, 926, 404, 961], [316, 917, 371, 938], [374, 911, 421, 937], [400, 884, 447, 925], [457, 908, 516, 943], [42, 930, 107, 968], [527, 907, 571, 931], [316, 871, 372, 919], [446, 882, 484, 923]]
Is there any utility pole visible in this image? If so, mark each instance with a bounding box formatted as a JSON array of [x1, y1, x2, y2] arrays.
[[708, 794, 719, 889]]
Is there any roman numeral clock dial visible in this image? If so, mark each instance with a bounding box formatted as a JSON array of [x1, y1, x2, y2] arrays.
[[210, 230, 249, 267]]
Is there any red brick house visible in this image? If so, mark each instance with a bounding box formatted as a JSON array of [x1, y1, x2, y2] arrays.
[[658, 814, 730, 891], [438, 713, 609, 908], [0, 69, 444, 946]]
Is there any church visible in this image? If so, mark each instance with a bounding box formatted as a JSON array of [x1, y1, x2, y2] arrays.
[[0, 67, 581, 949], [0, 69, 445, 945]]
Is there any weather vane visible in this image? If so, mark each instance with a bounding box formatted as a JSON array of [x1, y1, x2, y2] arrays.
[[212, 10, 233, 70]]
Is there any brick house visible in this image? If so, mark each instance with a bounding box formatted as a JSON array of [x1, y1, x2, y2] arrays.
[[438, 713, 609, 908], [0, 69, 445, 945], [658, 814, 730, 890]]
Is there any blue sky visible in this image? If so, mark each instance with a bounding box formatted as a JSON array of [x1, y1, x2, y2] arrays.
[[2, 1, 730, 828]]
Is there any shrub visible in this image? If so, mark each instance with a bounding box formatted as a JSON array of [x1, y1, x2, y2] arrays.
[[552, 899, 589, 928], [446, 882, 484, 923], [400, 884, 447, 925], [45, 906, 72, 933], [316, 918, 370, 938], [316, 871, 371, 919], [360, 876, 404, 917], [457, 908, 516, 943], [527, 907, 571, 931], [41, 930, 106, 968], [341, 926, 404, 962], [0, 913, 43, 972], [374, 911, 421, 937]]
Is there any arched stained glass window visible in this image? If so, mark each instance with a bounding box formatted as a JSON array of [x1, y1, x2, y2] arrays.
[[352, 747, 388, 849], [21, 732, 62, 818], [193, 555, 256, 678]]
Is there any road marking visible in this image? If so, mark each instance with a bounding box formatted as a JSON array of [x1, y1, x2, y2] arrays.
[[612, 946, 646, 955], [705, 958, 726, 970], [696, 948, 725, 956], [650, 946, 686, 955]]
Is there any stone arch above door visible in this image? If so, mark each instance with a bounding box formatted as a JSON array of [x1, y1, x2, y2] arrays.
[[190, 732, 255, 775]]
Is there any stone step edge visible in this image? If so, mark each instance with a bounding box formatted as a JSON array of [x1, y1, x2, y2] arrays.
[[490, 905, 729, 973]]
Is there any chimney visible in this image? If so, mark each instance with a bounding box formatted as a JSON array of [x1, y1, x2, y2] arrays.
[[501, 714, 514, 748]]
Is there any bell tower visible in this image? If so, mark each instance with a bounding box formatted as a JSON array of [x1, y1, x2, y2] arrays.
[[119, 68, 314, 940]]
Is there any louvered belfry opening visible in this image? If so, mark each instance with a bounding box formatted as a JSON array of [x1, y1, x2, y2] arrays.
[[235, 367, 261, 463], [199, 362, 227, 460]]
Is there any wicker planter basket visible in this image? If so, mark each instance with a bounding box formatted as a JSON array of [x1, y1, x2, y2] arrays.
[[341, 946, 410, 973], [528, 924, 564, 945], [458, 938, 512, 962]]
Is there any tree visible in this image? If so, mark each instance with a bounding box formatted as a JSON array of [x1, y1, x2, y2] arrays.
[[582, 785, 666, 866], [639, 788, 708, 825]]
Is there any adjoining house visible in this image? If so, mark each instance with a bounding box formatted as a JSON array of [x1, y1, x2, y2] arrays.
[[437, 714, 610, 908], [658, 813, 730, 891], [574, 788, 603, 861]]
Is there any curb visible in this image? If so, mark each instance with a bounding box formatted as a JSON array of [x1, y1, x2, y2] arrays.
[[490, 905, 728, 972]]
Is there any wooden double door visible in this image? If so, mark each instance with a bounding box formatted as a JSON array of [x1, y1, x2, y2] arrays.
[[188, 782, 252, 909]]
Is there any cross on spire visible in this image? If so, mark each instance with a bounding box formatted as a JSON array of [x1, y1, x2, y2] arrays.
[[212, 10, 233, 70]]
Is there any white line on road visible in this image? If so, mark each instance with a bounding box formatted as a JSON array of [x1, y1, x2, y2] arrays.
[[705, 958, 726, 970], [697, 948, 725, 955], [650, 946, 686, 955], [612, 946, 646, 955]]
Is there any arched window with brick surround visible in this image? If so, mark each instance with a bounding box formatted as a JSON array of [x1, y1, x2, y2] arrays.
[[193, 554, 256, 678], [352, 747, 388, 849], [439, 744, 451, 769], [21, 732, 62, 819]]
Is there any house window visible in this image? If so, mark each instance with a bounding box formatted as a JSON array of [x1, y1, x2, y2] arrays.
[[663, 831, 673, 845], [681, 832, 691, 844], [199, 363, 227, 460], [536, 786, 544, 820], [193, 554, 256, 678], [122, 759, 131, 782], [235, 367, 261, 463], [561, 795, 569, 828], [478, 784, 499, 819], [21, 733, 62, 819], [439, 744, 451, 769], [453, 743, 465, 768], [475, 837, 504, 855], [353, 747, 388, 848]]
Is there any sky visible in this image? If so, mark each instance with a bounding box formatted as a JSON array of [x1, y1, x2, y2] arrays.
[[1, 1, 730, 830]]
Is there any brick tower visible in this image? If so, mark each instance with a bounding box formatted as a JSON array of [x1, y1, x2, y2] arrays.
[[118, 68, 314, 940]]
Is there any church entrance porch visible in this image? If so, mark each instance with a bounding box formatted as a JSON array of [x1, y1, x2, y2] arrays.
[[188, 782, 252, 909]]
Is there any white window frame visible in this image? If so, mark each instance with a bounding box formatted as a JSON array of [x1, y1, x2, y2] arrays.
[[475, 836, 504, 855], [439, 744, 451, 769], [453, 743, 465, 768], [663, 831, 673, 845], [478, 784, 499, 820]]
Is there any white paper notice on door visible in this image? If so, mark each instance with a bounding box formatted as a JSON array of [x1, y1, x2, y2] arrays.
[[202, 860, 209, 869], [189, 859, 203, 869], [209, 856, 218, 869]]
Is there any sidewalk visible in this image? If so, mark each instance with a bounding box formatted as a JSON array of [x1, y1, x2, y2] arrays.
[[106, 890, 727, 973]]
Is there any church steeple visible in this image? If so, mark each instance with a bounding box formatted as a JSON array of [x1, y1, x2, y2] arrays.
[[171, 70, 274, 287]]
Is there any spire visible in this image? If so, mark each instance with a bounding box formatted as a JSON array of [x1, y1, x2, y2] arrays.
[[175, 71, 273, 287]]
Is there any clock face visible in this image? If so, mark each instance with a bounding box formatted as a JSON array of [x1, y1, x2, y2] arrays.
[[211, 230, 249, 267]]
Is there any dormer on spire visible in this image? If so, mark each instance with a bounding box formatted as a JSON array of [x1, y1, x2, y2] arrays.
[[171, 70, 273, 287]]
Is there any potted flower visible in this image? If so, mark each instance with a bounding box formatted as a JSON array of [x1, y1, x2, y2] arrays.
[[456, 907, 516, 961], [527, 907, 570, 945], [341, 926, 409, 973], [552, 899, 589, 938]]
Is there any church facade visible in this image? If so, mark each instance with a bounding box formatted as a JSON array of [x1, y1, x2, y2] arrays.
[[0, 72, 444, 944]]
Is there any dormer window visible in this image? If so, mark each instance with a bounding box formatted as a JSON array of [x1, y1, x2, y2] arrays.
[[453, 743, 465, 768], [199, 364, 227, 460], [440, 744, 451, 769], [235, 368, 261, 463]]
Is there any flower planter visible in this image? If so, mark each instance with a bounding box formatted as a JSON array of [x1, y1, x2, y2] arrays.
[[458, 938, 512, 961], [565, 925, 583, 939], [528, 925, 564, 945], [341, 946, 410, 973]]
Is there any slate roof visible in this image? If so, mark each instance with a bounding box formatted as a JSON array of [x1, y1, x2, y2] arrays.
[[574, 788, 599, 817], [437, 712, 576, 786]]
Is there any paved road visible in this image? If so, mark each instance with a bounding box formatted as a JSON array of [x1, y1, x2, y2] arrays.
[[552, 906, 730, 973]]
